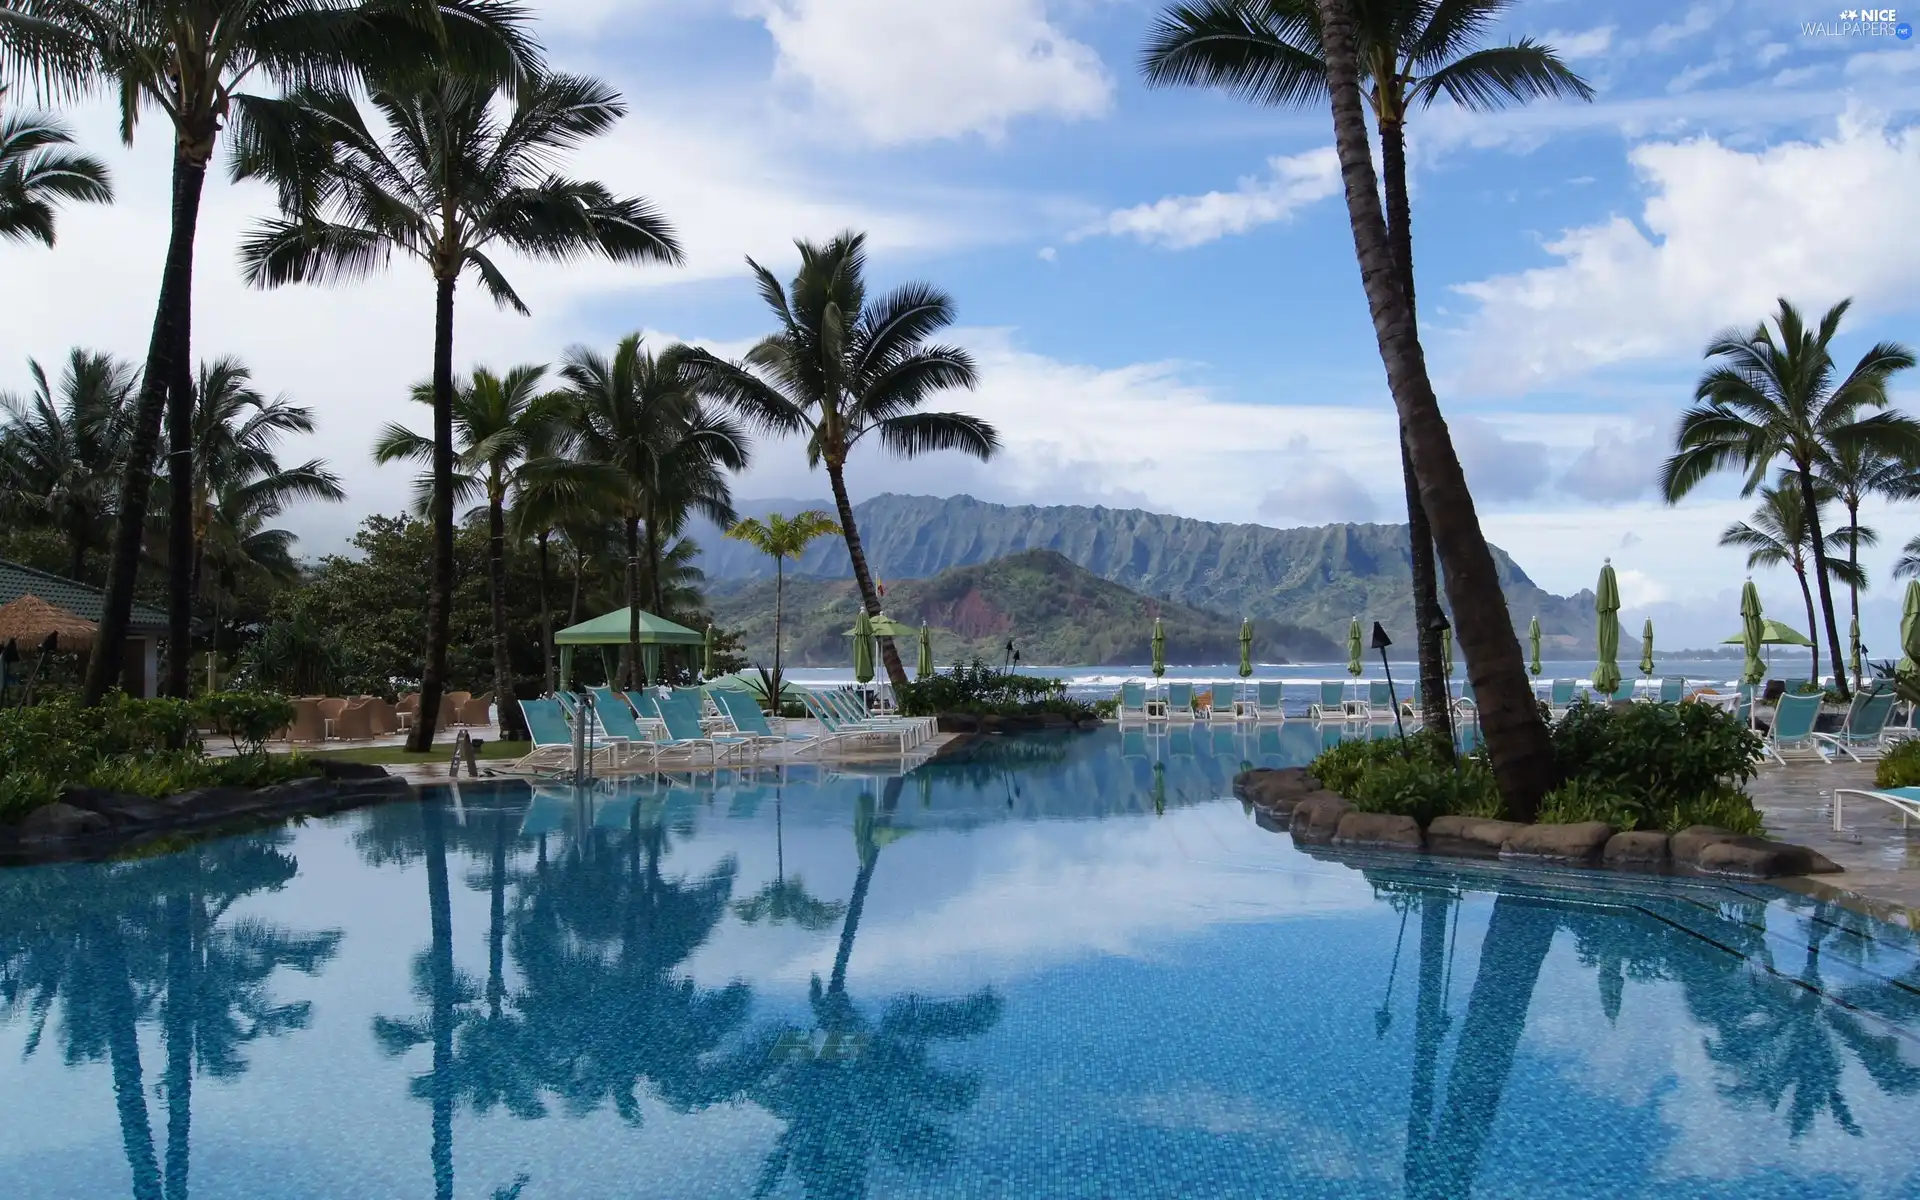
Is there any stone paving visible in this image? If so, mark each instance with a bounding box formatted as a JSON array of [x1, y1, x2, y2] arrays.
[[1749, 759, 1920, 925]]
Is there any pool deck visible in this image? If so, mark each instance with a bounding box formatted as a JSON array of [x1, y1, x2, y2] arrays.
[[1751, 760, 1920, 925]]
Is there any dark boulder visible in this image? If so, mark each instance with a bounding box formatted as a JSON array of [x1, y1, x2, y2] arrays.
[[1672, 826, 1842, 878], [1333, 812, 1424, 851], [1289, 793, 1352, 845], [1603, 831, 1672, 871], [19, 802, 110, 841], [316, 758, 392, 781]]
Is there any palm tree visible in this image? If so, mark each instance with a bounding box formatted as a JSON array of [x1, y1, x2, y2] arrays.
[[1720, 482, 1866, 687], [1897, 536, 1920, 581], [182, 356, 343, 672], [679, 232, 1000, 694], [0, 348, 136, 581], [1269, 0, 1555, 816], [235, 69, 683, 749], [1661, 298, 1920, 700], [1142, 1, 1590, 736], [725, 510, 842, 709], [376, 365, 567, 740], [1814, 445, 1918, 686], [561, 335, 745, 686], [0, 83, 110, 244], [0, 0, 535, 702], [508, 419, 616, 693]]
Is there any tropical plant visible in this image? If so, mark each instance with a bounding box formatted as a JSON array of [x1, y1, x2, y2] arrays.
[[1264, 0, 1555, 818], [0, 82, 110, 245], [724, 509, 841, 710], [0, 0, 536, 703], [1813, 444, 1918, 685], [376, 365, 567, 739], [0, 348, 136, 581], [561, 335, 745, 686], [1141, 0, 1592, 737], [1898, 535, 1920, 581], [679, 232, 1000, 693], [235, 68, 683, 748], [1719, 481, 1866, 687], [1661, 298, 1920, 700]]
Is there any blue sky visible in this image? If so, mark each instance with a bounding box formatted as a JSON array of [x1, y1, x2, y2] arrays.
[[3, 0, 1919, 647]]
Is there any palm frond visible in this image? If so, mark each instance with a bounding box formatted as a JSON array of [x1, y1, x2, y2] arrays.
[[1411, 39, 1594, 111], [870, 411, 1000, 461], [1139, 0, 1325, 109]]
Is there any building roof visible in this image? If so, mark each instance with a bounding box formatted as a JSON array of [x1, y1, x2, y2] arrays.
[[0, 559, 167, 635]]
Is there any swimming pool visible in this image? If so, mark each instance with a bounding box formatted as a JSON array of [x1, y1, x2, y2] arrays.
[[3, 728, 1918, 1198]]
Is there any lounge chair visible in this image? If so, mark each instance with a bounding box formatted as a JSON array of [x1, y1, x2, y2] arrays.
[[1832, 785, 1920, 832], [1606, 679, 1635, 704], [1308, 680, 1346, 721], [504, 698, 598, 775], [1760, 692, 1826, 765], [1548, 678, 1577, 715], [1208, 683, 1244, 721], [711, 689, 825, 756], [798, 691, 917, 754], [636, 691, 753, 764], [1814, 688, 1898, 763], [1167, 682, 1196, 722], [826, 688, 932, 744], [1254, 681, 1285, 722], [1657, 676, 1686, 704], [1366, 680, 1395, 723], [1117, 681, 1150, 723]]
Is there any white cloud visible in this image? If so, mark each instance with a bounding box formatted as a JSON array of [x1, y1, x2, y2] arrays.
[[1037, 245, 1057, 262], [1543, 26, 1614, 59], [1756, 42, 1790, 68], [1772, 65, 1825, 88], [1257, 436, 1381, 525], [753, 0, 1112, 144], [1078, 148, 1340, 250], [1560, 422, 1666, 503], [1450, 112, 1920, 392], [1848, 48, 1920, 77], [1637, 2, 1725, 54], [1449, 415, 1552, 501], [1667, 59, 1731, 94]]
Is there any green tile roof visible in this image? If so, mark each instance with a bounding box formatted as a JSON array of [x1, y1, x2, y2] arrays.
[[0, 559, 167, 634]]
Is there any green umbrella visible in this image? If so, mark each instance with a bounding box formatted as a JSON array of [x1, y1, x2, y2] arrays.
[[1739, 579, 1767, 686], [1592, 559, 1622, 696], [1346, 617, 1363, 678], [1720, 619, 1811, 647], [1528, 616, 1542, 677], [1238, 619, 1254, 679], [1639, 618, 1655, 679], [1151, 617, 1165, 679], [845, 613, 917, 638], [916, 623, 933, 682], [702, 623, 716, 679], [852, 609, 875, 685], [1902, 580, 1920, 674]]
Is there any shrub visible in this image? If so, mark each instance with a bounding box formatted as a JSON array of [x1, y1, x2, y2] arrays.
[[195, 692, 297, 756], [1350, 754, 1501, 825], [1092, 698, 1119, 719], [1551, 700, 1761, 811], [898, 659, 1095, 719], [1660, 785, 1766, 837], [0, 772, 57, 821], [1539, 778, 1642, 830], [1877, 739, 1920, 789]]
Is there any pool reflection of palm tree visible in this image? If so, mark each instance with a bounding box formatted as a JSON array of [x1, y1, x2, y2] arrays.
[[0, 834, 340, 1200], [745, 782, 1002, 1198], [735, 789, 846, 932]]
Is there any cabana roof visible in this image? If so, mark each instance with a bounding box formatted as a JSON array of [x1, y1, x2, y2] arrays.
[[554, 608, 705, 646]]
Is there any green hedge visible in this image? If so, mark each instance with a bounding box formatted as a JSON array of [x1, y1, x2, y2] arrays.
[[898, 660, 1097, 720], [0, 693, 312, 823]]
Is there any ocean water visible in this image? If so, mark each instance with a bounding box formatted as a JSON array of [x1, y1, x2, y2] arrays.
[[2, 727, 1915, 1199]]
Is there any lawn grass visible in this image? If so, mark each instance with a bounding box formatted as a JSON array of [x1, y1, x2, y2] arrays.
[[306, 740, 527, 766]]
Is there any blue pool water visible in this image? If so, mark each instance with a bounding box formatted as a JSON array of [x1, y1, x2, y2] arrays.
[[3, 729, 1919, 1198]]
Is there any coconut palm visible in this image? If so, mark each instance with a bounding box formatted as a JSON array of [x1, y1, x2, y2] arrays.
[[0, 348, 137, 582], [1720, 482, 1866, 687], [508, 419, 616, 692], [375, 365, 567, 739], [1257, 0, 1554, 816], [1897, 536, 1920, 581], [0, 0, 536, 702], [0, 83, 110, 244], [679, 232, 999, 693], [1812, 445, 1919, 685], [725, 510, 842, 710], [560, 335, 745, 686], [235, 70, 683, 749], [1661, 298, 1920, 700], [1142, 0, 1590, 736]]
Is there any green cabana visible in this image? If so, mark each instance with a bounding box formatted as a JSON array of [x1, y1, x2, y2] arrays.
[[555, 607, 705, 690]]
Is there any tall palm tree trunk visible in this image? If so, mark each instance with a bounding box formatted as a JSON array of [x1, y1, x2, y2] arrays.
[[93, 918, 163, 1200], [163, 890, 195, 1200], [1404, 892, 1450, 1200], [537, 530, 555, 694], [422, 798, 456, 1200], [408, 275, 459, 752], [1796, 469, 1849, 697], [829, 848, 877, 997], [67, 523, 88, 585], [487, 493, 527, 740], [86, 157, 207, 704], [1796, 565, 1820, 687], [1846, 496, 1862, 689], [625, 514, 642, 688], [1314, 0, 1553, 818], [1380, 116, 1451, 741], [165, 317, 196, 698], [827, 465, 908, 691], [645, 506, 666, 615], [772, 557, 786, 710]]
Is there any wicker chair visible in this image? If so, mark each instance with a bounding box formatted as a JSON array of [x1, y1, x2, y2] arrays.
[[282, 697, 328, 744], [455, 691, 495, 728]]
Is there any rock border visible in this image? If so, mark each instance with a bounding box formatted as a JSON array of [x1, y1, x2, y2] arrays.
[[1233, 766, 1842, 881], [0, 761, 411, 866]]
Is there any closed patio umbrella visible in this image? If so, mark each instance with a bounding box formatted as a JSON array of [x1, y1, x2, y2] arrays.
[[703, 623, 716, 679], [852, 609, 875, 685], [1902, 580, 1920, 674], [916, 624, 933, 682], [1528, 616, 1542, 677], [1640, 618, 1655, 679], [1151, 617, 1165, 679], [1238, 618, 1254, 679], [1592, 559, 1622, 696], [1346, 617, 1363, 678], [1740, 579, 1767, 686]]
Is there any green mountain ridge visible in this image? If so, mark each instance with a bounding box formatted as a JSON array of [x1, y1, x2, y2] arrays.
[[689, 493, 1604, 655], [707, 549, 1343, 668]]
